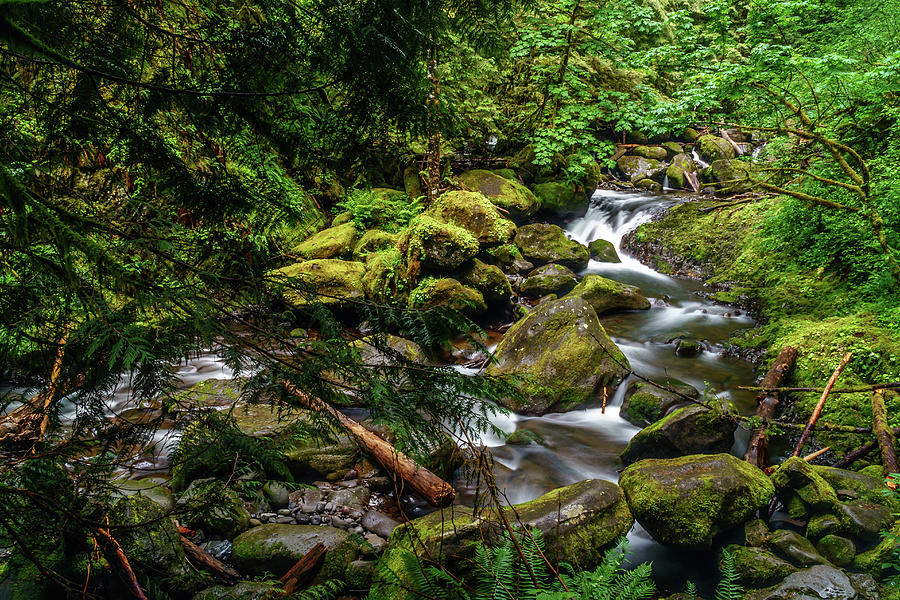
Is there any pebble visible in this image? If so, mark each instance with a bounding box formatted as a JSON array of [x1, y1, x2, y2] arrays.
[[324, 502, 335, 512], [275, 516, 295, 524], [259, 512, 277, 520], [351, 526, 364, 535], [310, 516, 322, 525], [363, 533, 386, 555], [332, 517, 351, 529], [277, 508, 292, 516]]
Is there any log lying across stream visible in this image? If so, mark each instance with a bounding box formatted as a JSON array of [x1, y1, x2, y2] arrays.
[[744, 346, 798, 468]]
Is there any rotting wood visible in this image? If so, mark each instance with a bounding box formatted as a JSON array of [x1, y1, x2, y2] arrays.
[[740, 382, 900, 394], [279, 542, 327, 596], [831, 426, 900, 468], [744, 346, 798, 468], [283, 381, 455, 506], [871, 389, 900, 476], [181, 535, 240, 582], [792, 352, 853, 457]]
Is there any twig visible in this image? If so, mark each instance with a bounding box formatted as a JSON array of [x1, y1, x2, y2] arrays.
[[792, 352, 853, 457]]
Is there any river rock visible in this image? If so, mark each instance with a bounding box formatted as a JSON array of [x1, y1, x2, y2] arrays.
[[816, 535, 856, 567], [665, 153, 698, 190], [272, 259, 365, 308], [327, 485, 370, 512], [854, 521, 900, 576], [619, 379, 700, 426], [362, 249, 408, 304], [635, 178, 663, 193], [703, 159, 754, 194], [620, 403, 737, 465], [232, 524, 359, 577], [110, 477, 175, 512], [632, 145, 668, 161], [354, 229, 399, 260], [768, 529, 832, 567], [616, 155, 665, 183], [485, 296, 629, 414], [695, 135, 736, 163], [746, 565, 858, 600], [770, 456, 838, 517], [455, 258, 512, 304], [563, 274, 650, 315], [403, 215, 479, 271], [193, 582, 277, 600], [178, 478, 252, 539], [457, 170, 540, 222], [834, 501, 893, 540], [262, 481, 290, 509], [588, 239, 621, 263], [662, 141, 684, 158], [426, 190, 516, 245], [533, 181, 588, 218], [726, 544, 797, 588], [283, 434, 358, 481], [371, 479, 632, 599], [362, 510, 402, 539], [520, 264, 578, 297], [812, 466, 897, 507], [806, 514, 843, 540], [619, 453, 775, 549], [408, 277, 486, 316], [514, 223, 590, 270], [293, 222, 358, 260]]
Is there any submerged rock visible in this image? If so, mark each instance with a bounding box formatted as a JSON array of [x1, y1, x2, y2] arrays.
[[620, 403, 737, 465], [563, 274, 650, 315], [514, 223, 590, 270], [520, 263, 578, 297], [619, 453, 775, 549], [457, 170, 540, 222], [485, 296, 629, 414], [587, 238, 621, 263]]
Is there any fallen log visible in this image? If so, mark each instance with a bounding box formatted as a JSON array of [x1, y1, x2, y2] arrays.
[[792, 352, 853, 457], [739, 382, 900, 394], [94, 526, 148, 600], [180, 535, 240, 583], [871, 389, 900, 476], [744, 346, 798, 468], [282, 381, 456, 507], [279, 542, 326, 596]]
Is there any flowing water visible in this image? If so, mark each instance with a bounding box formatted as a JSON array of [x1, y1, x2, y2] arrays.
[[458, 188, 760, 591]]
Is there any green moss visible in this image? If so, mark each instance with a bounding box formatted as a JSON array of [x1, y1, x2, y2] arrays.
[[403, 215, 479, 271], [726, 544, 797, 587], [816, 535, 856, 566], [354, 229, 399, 260], [293, 222, 358, 260], [426, 190, 516, 244], [178, 479, 251, 539], [457, 169, 540, 221], [532, 181, 586, 217], [270, 259, 365, 308], [695, 134, 735, 163], [514, 223, 590, 270], [455, 258, 512, 303], [563, 274, 651, 315], [588, 238, 621, 263], [408, 277, 486, 316], [362, 249, 408, 304]]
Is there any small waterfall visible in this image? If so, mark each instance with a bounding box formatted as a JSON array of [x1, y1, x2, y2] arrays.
[[691, 148, 710, 169]]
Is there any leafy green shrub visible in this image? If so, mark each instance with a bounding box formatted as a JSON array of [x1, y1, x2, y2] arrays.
[[335, 188, 423, 233]]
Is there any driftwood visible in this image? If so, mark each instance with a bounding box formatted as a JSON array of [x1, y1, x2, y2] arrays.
[[94, 526, 149, 600], [832, 426, 900, 468], [871, 389, 900, 476], [279, 542, 327, 596], [283, 382, 456, 506], [181, 535, 240, 582], [744, 346, 798, 468], [792, 352, 853, 457]]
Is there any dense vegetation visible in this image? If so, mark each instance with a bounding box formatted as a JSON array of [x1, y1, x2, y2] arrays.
[[1, 0, 899, 598]]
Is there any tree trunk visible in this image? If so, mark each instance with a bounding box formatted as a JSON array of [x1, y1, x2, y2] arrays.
[[871, 389, 900, 476], [744, 346, 798, 468], [425, 51, 441, 203]]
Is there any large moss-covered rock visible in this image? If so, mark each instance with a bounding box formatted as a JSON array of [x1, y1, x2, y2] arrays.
[[619, 453, 776, 549], [770, 457, 838, 517], [726, 544, 797, 588], [455, 259, 513, 304], [588, 239, 621, 263], [695, 135, 736, 163], [404, 215, 479, 271], [704, 159, 754, 194], [620, 403, 737, 465], [854, 521, 900, 576], [193, 582, 277, 600], [485, 296, 629, 414], [533, 181, 588, 218], [457, 170, 540, 222], [812, 466, 897, 508], [362, 249, 409, 304], [426, 191, 516, 244], [520, 264, 578, 297], [514, 223, 590, 270], [232, 524, 359, 577], [372, 479, 633, 600], [834, 501, 894, 541], [408, 277, 486, 316], [666, 153, 697, 190], [111, 477, 175, 512], [745, 565, 859, 600], [293, 222, 358, 260], [272, 259, 365, 308], [632, 146, 668, 161], [563, 274, 650, 315], [283, 434, 358, 481], [616, 155, 665, 183], [178, 479, 251, 539], [619, 379, 700, 426], [816, 535, 855, 567], [354, 229, 399, 260]]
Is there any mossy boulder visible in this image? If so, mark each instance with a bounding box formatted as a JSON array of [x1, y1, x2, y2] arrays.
[[485, 296, 629, 415], [619, 379, 700, 426], [816, 535, 855, 567], [767, 529, 832, 567], [704, 159, 754, 194], [283, 434, 358, 481], [293, 222, 358, 260], [812, 466, 898, 508], [533, 181, 588, 218], [633, 146, 668, 161], [362, 249, 409, 304], [372, 479, 633, 599], [403, 215, 479, 271], [666, 153, 697, 190], [232, 524, 359, 577], [770, 457, 838, 517], [479, 242, 523, 273], [520, 264, 578, 297], [854, 521, 900, 576], [353, 334, 428, 367], [725, 544, 797, 588], [403, 167, 423, 199], [616, 155, 665, 183], [662, 141, 684, 159], [178, 479, 252, 539], [110, 477, 175, 512], [834, 501, 894, 541], [635, 178, 663, 193], [492, 168, 517, 181], [457, 169, 540, 222], [408, 277, 486, 316], [563, 274, 650, 315], [505, 429, 545, 445], [745, 565, 859, 600], [455, 259, 512, 304], [619, 453, 776, 549], [193, 582, 278, 600], [272, 259, 365, 308], [354, 229, 399, 260], [695, 135, 736, 163], [514, 223, 590, 270], [588, 239, 621, 263], [426, 190, 516, 245], [620, 402, 737, 465]]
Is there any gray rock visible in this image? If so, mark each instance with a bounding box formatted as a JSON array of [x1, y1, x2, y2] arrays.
[[193, 582, 277, 600], [747, 565, 857, 600], [231, 524, 359, 577], [835, 502, 893, 540], [620, 403, 737, 465], [275, 516, 295, 524], [262, 481, 290, 509], [363, 533, 387, 556], [767, 529, 832, 567], [362, 510, 402, 539], [327, 486, 371, 511], [520, 264, 578, 297]]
